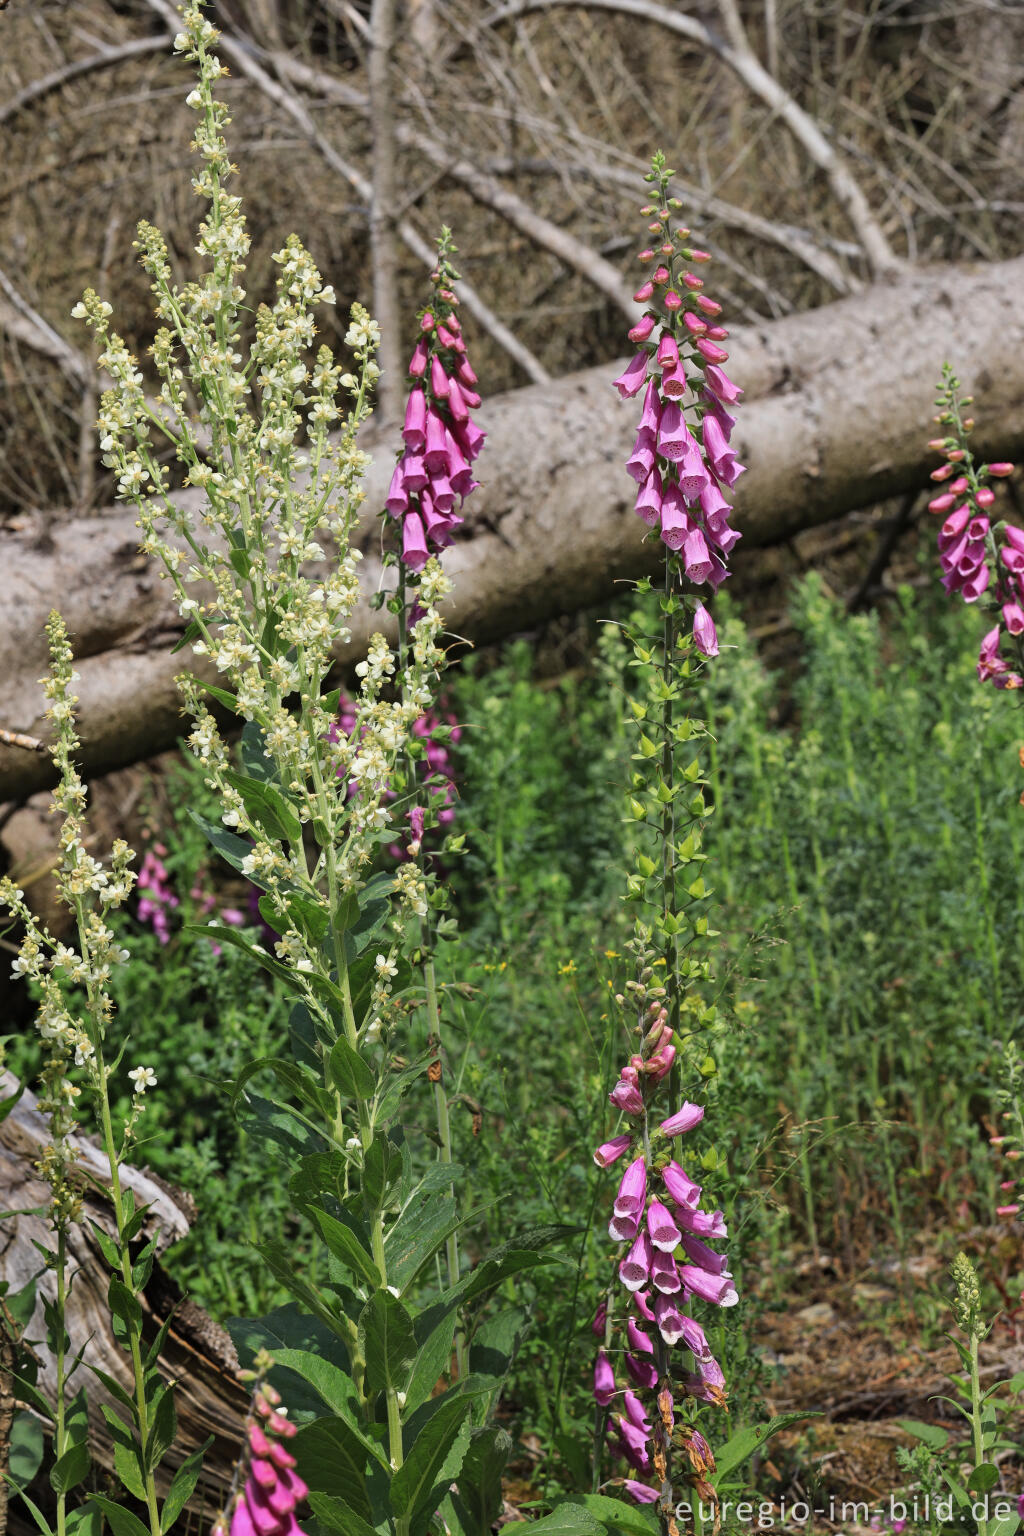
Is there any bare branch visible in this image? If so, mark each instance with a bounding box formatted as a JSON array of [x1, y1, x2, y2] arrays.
[[0, 268, 90, 386], [484, 153, 859, 295], [265, 52, 638, 319], [0, 33, 171, 129], [483, 0, 901, 277], [138, 0, 550, 383], [368, 0, 403, 422]]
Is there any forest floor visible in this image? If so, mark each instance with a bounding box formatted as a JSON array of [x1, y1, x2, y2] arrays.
[[734, 1243, 1024, 1532], [504, 1235, 1024, 1533]]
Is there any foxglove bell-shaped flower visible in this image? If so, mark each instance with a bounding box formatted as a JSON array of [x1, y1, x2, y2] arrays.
[[623, 1390, 651, 1432], [625, 1353, 659, 1391], [650, 1248, 681, 1294], [224, 1385, 309, 1536], [594, 1134, 632, 1168], [614, 351, 650, 399], [647, 1197, 682, 1251], [679, 1264, 739, 1307], [403, 388, 427, 452], [594, 1349, 616, 1405], [624, 1481, 660, 1505], [635, 468, 664, 529], [614, 1155, 647, 1218], [684, 528, 713, 585], [619, 1230, 652, 1290], [402, 510, 429, 572], [661, 1104, 705, 1136]]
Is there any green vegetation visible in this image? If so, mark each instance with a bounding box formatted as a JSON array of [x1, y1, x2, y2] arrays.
[[10, 567, 1021, 1499]]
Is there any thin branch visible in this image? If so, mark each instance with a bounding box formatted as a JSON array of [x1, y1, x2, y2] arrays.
[[139, 0, 550, 383], [368, 0, 403, 422], [484, 153, 858, 294], [0, 33, 171, 128], [0, 268, 90, 386], [482, 0, 901, 277], [266, 51, 638, 319]]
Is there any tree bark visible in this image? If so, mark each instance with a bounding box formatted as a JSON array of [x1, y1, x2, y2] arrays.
[[0, 1072, 247, 1523], [1, 254, 1023, 805]]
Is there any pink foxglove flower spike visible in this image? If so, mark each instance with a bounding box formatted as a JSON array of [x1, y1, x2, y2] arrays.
[[388, 234, 485, 573], [592, 154, 738, 1516], [927, 364, 1022, 690]]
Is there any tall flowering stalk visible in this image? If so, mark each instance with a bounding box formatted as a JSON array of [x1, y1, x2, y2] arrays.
[[213, 1359, 309, 1536], [0, 614, 199, 1536], [380, 235, 485, 1376], [593, 154, 743, 1527], [926, 364, 1019, 689], [385, 230, 484, 573], [65, 9, 548, 1532]]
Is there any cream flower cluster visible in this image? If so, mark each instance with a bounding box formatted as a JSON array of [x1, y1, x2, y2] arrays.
[[71, 0, 457, 1114]]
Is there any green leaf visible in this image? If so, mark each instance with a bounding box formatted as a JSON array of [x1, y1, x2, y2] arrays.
[[989, 1513, 1021, 1536], [328, 1037, 376, 1101], [449, 1428, 513, 1536], [0, 1077, 25, 1123], [160, 1439, 212, 1532], [222, 768, 302, 846], [196, 680, 237, 711], [187, 922, 295, 983], [390, 1392, 474, 1527], [362, 1137, 403, 1213], [190, 812, 259, 881], [307, 1494, 378, 1536], [222, 774, 302, 847], [713, 1412, 818, 1482], [87, 1497, 151, 1536], [240, 1094, 327, 1163], [1, 1479, 54, 1536], [406, 1308, 459, 1413], [9, 1411, 45, 1488], [13, 1375, 56, 1423], [468, 1307, 525, 1394], [526, 1505, 604, 1536], [99, 1406, 147, 1501], [107, 1276, 142, 1334], [375, 1058, 432, 1122], [66, 1508, 104, 1536], [50, 1440, 91, 1497], [385, 1191, 461, 1293], [172, 617, 205, 654], [575, 1495, 659, 1536], [968, 1463, 1000, 1494], [896, 1419, 950, 1451], [259, 889, 330, 945], [240, 721, 277, 783], [5, 1277, 37, 1332], [144, 1385, 177, 1472], [231, 1054, 329, 1117], [293, 1420, 374, 1524], [313, 1208, 381, 1290], [359, 1290, 417, 1399], [253, 1243, 352, 1343], [270, 1350, 386, 1468]]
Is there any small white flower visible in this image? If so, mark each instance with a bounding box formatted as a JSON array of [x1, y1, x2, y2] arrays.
[[374, 953, 398, 979], [128, 1066, 157, 1092]]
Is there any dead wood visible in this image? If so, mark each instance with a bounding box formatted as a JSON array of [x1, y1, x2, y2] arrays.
[[0, 1071, 248, 1524], [0, 254, 1022, 806]]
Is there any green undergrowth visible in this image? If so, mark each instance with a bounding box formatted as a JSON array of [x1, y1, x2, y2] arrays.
[[8, 565, 1024, 1486]]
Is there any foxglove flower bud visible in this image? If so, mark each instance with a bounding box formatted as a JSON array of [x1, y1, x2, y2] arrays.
[[693, 602, 719, 658]]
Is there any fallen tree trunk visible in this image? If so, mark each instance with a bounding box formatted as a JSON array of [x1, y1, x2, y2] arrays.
[[2, 254, 1023, 804], [0, 1071, 248, 1528]]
